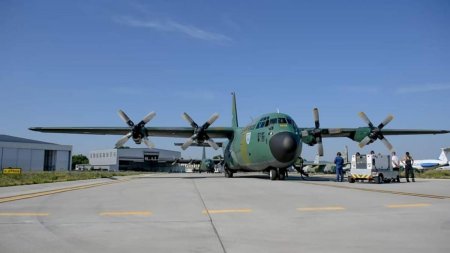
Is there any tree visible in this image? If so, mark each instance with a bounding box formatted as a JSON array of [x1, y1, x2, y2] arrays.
[[72, 154, 89, 170]]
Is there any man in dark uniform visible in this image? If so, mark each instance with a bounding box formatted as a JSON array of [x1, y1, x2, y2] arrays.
[[334, 152, 344, 182], [403, 152, 415, 182]]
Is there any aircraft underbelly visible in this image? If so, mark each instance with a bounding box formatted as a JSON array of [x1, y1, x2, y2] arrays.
[[238, 159, 293, 172]]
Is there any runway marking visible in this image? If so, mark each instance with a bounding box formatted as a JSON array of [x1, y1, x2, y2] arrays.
[[0, 212, 49, 216], [297, 206, 345, 212], [0, 179, 129, 204], [203, 208, 252, 214], [386, 203, 431, 208], [99, 211, 152, 217], [301, 182, 449, 199]]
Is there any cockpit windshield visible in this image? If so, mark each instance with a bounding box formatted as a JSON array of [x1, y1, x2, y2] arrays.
[[253, 115, 297, 129]]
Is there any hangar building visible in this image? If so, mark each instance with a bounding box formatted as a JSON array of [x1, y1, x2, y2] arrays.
[[87, 148, 182, 172], [0, 134, 72, 171]]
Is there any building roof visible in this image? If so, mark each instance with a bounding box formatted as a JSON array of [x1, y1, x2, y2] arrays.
[[0, 134, 56, 145]]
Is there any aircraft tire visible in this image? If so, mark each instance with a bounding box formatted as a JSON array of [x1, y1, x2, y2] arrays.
[[279, 169, 286, 180], [269, 169, 278, 180], [225, 169, 233, 178]]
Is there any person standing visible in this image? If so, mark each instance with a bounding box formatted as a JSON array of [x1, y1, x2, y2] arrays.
[[334, 152, 344, 182], [403, 152, 415, 182], [391, 151, 400, 171], [391, 151, 400, 182]]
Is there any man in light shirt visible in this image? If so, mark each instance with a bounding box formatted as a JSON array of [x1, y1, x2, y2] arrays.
[[391, 151, 400, 177]]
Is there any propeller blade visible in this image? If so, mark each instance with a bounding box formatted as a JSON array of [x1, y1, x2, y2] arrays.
[[206, 138, 220, 150], [313, 108, 320, 129], [141, 111, 156, 125], [182, 113, 198, 129], [115, 132, 132, 148], [380, 136, 394, 151], [181, 138, 194, 150], [358, 112, 374, 128], [142, 137, 155, 149], [206, 113, 220, 126], [378, 115, 394, 129], [171, 159, 179, 166], [118, 110, 134, 127], [317, 142, 324, 157], [358, 136, 372, 148]]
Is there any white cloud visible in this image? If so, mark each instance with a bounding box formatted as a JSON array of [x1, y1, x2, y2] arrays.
[[115, 16, 232, 43], [396, 84, 450, 94]]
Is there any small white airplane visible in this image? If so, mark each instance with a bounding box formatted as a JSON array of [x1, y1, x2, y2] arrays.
[[401, 148, 450, 170]]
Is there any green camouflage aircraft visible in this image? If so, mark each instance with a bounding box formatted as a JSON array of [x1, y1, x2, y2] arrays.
[[30, 93, 449, 180]]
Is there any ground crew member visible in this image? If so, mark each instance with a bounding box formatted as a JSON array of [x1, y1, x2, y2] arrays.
[[403, 152, 415, 182], [391, 151, 400, 171], [334, 152, 344, 182]]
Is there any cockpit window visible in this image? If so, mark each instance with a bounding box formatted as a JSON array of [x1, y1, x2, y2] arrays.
[[269, 118, 277, 125], [278, 118, 287, 124], [256, 116, 270, 129]]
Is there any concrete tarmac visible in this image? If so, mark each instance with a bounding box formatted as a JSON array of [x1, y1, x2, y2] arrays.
[[1, 173, 449, 253]]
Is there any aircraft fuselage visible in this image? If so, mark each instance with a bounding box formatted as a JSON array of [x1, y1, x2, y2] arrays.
[[224, 113, 302, 173]]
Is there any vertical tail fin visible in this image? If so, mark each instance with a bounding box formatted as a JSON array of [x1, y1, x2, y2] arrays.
[[439, 148, 450, 164], [202, 147, 206, 160], [231, 92, 239, 128]]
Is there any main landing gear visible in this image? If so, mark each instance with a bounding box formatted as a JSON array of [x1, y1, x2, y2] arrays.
[[224, 168, 234, 178], [269, 168, 288, 181]]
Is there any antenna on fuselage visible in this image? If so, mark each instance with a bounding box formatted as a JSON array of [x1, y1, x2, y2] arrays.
[[277, 108, 280, 113]]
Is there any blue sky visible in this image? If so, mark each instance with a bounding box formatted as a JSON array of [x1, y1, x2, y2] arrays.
[[1, 0, 449, 161]]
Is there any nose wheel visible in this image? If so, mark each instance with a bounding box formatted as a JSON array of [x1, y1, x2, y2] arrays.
[[269, 168, 288, 180]]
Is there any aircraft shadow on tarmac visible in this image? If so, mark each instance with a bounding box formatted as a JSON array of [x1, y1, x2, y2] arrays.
[[231, 174, 334, 182], [133, 173, 335, 181]]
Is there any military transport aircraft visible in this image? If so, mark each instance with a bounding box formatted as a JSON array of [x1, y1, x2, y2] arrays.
[[172, 144, 223, 173], [30, 93, 450, 180]]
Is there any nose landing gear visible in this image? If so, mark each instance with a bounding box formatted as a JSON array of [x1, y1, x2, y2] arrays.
[[269, 168, 288, 180]]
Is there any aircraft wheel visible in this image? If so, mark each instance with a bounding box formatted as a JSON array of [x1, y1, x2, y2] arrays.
[[225, 169, 233, 178], [279, 169, 286, 180], [269, 169, 278, 180]]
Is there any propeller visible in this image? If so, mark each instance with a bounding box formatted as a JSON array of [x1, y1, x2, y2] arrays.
[[301, 108, 324, 156], [312, 108, 324, 156], [180, 112, 220, 150], [358, 112, 394, 151], [115, 110, 156, 149]]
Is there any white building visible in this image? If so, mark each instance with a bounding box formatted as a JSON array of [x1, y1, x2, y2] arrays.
[[87, 148, 182, 172], [0, 134, 72, 171]]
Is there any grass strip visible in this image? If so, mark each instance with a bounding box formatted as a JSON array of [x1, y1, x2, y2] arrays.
[[0, 171, 141, 187]]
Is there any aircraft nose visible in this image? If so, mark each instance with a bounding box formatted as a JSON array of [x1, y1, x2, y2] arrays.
[[269, 132, 298, 163]]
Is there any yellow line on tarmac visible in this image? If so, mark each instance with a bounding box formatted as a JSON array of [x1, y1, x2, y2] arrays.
[[0, 212, 49, 216], [0, 180, 128, 204], [99, 211, 152, 217], [386, 203, 431, 208], [203, 209, 252, 214], [297, 206, 346, 212]]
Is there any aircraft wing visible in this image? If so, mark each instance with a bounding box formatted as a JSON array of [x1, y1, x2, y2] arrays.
[[318, 128, 450, 138], [300, 126, 449, 154], [29, 127, 234, 139]]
